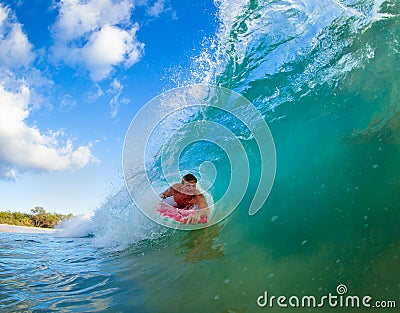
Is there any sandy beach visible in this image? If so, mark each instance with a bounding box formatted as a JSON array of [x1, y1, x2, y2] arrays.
[[0, 223, 56, 234]]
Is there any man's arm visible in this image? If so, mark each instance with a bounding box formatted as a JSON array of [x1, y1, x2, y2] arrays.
[[195, 194, 209, 217], [160, 183, 180, 199], [186, 194, 209, 224], [160, 188, 170, 199]]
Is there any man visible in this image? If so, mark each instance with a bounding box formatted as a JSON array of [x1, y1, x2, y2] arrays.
[[160, 173, 209, 224]]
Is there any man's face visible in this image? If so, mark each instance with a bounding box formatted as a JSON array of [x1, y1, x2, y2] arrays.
[[182, 180, 196, 195]]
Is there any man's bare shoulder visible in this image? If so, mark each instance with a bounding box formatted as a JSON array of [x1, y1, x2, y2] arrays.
[[194, 190, 205, 197], [194, 192, 208, 208], [171, 183, 182, 191]]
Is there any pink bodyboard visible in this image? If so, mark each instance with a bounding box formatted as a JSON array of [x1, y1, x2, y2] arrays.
[[157, 206, 208, 224]]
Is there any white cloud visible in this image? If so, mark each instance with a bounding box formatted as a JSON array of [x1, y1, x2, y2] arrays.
[[147, 0, 166, 17], [53, 0, 133, 41], [51, 0, 144, 81], [0, 4, 35, 68], [59, 94, 77, 112], [108, 78, 130, 117], [81, 23, 143, 81], [0, 4, 96, 180], [0, 82, 96, 180]]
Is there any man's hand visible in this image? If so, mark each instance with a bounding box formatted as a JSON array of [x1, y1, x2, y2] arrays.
[[186, 208, 209, 224], [186, 212, 201, 224]]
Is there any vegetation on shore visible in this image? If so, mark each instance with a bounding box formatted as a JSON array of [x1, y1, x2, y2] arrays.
[[0, 207, 73, 229]]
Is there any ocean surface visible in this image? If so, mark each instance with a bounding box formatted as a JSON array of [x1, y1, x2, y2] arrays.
[[1, 0, 400, 312]]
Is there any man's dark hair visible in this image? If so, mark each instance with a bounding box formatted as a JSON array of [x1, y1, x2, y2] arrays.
[[182, 173, 197, 183]]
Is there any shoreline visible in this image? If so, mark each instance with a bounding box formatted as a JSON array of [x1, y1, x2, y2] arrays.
[[0, 223, 56, 234]]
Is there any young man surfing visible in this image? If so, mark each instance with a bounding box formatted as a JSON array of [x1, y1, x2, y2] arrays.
[[160, 173, 209, 224]]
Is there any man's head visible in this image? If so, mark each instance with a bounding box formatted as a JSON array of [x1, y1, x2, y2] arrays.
[[181, 173, 197, 195]]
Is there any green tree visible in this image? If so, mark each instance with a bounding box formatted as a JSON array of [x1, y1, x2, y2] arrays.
[[0, 207, 74, 228], [31, 207, 46, 227]]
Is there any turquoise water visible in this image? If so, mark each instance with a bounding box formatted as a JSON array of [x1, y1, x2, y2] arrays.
[[2, 0, 400, 312]]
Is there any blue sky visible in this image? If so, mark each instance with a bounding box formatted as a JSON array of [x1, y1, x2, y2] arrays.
[[0, 0, 219, 215]]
